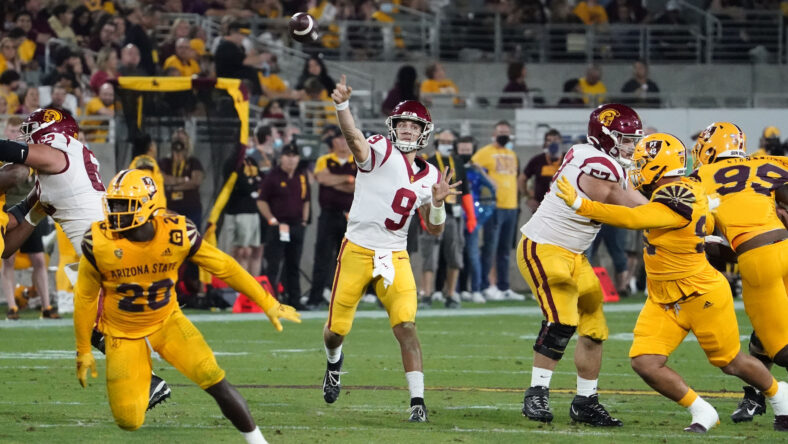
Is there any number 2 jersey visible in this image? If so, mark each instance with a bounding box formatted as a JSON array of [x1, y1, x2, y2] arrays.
[[692, 155, 788, 250], [345, 135, 439, 251], [522, 143, 627, 253], [36, 133, 105, 250]]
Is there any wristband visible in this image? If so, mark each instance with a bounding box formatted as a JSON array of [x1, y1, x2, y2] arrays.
[[335, 100, 349, 111], [570, 197, 582, 211], [429, 201, 446, 225], [0, 139, 29, 163]]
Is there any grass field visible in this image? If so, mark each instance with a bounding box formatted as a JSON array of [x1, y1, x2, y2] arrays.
[[0, 295, 783, 443]]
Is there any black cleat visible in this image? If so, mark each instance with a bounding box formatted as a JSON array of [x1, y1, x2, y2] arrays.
[[569, 394, 623, 427], [322, 353, 344, 404], [775, 415, 788, 431], [408, 404, 428, 422], [684, 423, 710, 433], [148, 374, 171, 411], [522, 386, 553, 423], [731, 386, 766, 423]]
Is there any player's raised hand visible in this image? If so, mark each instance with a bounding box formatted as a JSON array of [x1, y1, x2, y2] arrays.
[[76, 351, 98, 388], [265, 302, 302, 332], [432, 166, 462, 205], [331, 74, 352, 104], [555, 176, 582, 210]]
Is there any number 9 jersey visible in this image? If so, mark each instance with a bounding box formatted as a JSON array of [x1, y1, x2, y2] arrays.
[[692, 155, 788, 250]]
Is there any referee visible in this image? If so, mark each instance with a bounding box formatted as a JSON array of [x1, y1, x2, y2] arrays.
[[306, 125, 356, 308]]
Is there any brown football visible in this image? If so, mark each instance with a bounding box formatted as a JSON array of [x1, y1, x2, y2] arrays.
[[289, 12, 319, 44]]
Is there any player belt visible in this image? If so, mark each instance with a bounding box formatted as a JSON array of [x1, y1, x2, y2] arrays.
[[735, 228, 788, 256]]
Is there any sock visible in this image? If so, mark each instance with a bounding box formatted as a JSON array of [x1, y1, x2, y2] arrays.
[[410, 396, 424, 407], [242, 426, 268, 444], [406, 371, 424, 401], [576, 376, 598, 397], [677, 388, 698, 408], [766, 380, 788, 415], [764, 377, 779, 398], [530, 367, 553, 388], [325, 344, 342, 364], [687, 396, 719, 430]]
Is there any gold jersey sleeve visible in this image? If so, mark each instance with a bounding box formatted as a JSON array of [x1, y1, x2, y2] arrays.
[[0, 193, 7, 255], [694, 156, 788, 250]]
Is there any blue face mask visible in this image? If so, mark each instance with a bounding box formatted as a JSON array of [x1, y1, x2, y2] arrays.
[[505, 141, 514, 150], [547, 142, 560, 157], [246, 147, 256, 155], [273, 138, 283, 149]]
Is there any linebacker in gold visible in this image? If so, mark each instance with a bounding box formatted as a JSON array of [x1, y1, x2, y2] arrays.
[[692, 122, 788, 424], [73, 169, 300, 442], [555, 133, 788, 433]]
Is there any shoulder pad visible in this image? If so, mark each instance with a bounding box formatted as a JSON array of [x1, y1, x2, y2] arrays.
[[574, 151, 623, 183], [652, 182, 696, 221]]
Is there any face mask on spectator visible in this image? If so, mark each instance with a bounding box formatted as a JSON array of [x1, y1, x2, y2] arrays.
[[546, 142, 561, 159], [273, 138, 283, 149], [437, 143, 453, 156], [495, 134, 510, 147]]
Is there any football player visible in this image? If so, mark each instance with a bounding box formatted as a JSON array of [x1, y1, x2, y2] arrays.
[[554, 133, 788, 433], [692, 122, 788, 425], [322, 75, 460, 422], [517, 103, 647, 426], [73, 169, 300, 441], [0, 108, 172, 409]]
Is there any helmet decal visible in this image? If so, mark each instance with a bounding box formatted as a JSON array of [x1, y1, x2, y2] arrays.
[[598, 108, 620, 127], [42, 109, 63, 123]]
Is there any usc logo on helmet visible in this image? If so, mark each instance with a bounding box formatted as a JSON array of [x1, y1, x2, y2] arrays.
[[598, 109, 620, 126], [42, 109, 63, 123]]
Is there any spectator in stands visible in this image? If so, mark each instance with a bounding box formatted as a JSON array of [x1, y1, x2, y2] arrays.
[[258, 51, 294, 106], [124, 4, 159, 75], [220, 150, 264, 275], [47, 4, 77, 46], [118, 43, 144, 76], [262, 99, 286, 123], [159, 18, 192, 62], [15, 86, 39, 114], [499, 61, 530, 108], [607, 0, 646, 23], [295, 55, 336, 95], [301, 77, 336, 131], [251, 121, 280, 176], [164, 38, 200, 77], [110, 16, 126, 48], [577, 64, 606, 105], [45, 83, 77, 116], [650, 1, 694, 58], [71, 6, 93, 43], [40, 46, 78, 86], [7, 28, 33, 70], [573, 0, 609, 24], [519, 128, 564, 213], [557, 78, 583, 107], [83, 82, 114, 142], [620, 60, 661, 107], [161, 136, 205, 227], [0, 70, 21, 113], [251, 0, 283, 18], [89, 18, 118, 52], [214, 21, 262, 95], [307, 125, 356, 309], [471, 120, 525, 302], [14, 11, 43, 63], [89, 46, 118, 93], [189, 24, 208, 57], [0, 38, 22, 74], [381, 64, 419, 116], [550, 0, 584, 23], [420, 62, 461, 103], [25, 0, 55, 38], [257, 142, 310, 310]]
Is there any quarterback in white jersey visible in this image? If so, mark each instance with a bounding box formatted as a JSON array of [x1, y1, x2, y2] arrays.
[[517, 104, 647, 427], [321, 75, 460, 423]]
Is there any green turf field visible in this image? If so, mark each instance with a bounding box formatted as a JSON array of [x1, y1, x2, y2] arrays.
[[0, 296, 782, 443]]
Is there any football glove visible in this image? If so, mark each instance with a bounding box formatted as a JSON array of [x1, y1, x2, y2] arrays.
[[265, 302, 302, 332], [76, 351, 98, 388], [556, 176, 583, 211]]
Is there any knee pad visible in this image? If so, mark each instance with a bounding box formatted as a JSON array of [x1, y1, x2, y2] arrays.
[[533, 320, 576, 361], [748, 331, 773, 366], [773, 345, 788, 369]]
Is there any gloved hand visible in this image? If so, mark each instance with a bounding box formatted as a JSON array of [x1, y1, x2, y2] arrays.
[[264, 302, 302, 332], [555, 176, 583, 211], [76, 351, 98, 388]]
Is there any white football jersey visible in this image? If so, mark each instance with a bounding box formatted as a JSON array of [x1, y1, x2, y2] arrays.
[[345, 135, 439, 251], [522, 143, 627, 253], [35, 133, 105, 250]]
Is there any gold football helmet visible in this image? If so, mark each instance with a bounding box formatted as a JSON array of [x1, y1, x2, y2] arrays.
[[692, 122, 746, 167], [630, 133, 687, 191], [104, 169, 165, 231]]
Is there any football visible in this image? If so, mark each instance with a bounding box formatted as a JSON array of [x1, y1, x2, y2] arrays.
[[289, 12, 319, 44]]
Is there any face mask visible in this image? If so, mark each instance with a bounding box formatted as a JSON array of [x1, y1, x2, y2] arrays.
[[273, 138, 283, 149], [261, 63, 270, 77], [505, 141, 514, 150], [546, 142, 560, 158], [246, 147, 256, 155], [459, 154, 472, 163], [495, 135, 510, 147], [437, 143, 453, 156]]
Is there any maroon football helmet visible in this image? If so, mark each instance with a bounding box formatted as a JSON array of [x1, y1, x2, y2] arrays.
[[587, 103, 643, 167], [21, 108, 80, 144], [385, 100, 434, 152]]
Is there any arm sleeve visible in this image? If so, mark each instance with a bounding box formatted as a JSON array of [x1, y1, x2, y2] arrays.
[[73, 252, 102, 354], [314, 155, 328, 174], [576, 200, 688, 230]]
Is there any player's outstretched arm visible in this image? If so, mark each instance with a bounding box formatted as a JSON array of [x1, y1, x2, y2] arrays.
[[3, 192, 48, 258], [74, 252, 101, 387], [555, 176, 686, 230], [577, 172, 648, 207], [332, 74, 369, 164], [0, 139, 68, 174]]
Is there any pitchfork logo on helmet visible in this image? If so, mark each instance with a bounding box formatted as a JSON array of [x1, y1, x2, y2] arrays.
[[692, 122, 746, 168], [629, 133, 686, 191], [20, 107, 80, 144], [385, 100, 434, 152], [104, 169, 165, 232], [587, 103, 644, 168]]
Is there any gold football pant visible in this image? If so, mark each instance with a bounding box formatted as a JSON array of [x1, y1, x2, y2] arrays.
[[630, 275, 740, 367], [516, 236, 608, 341], [739, 239, 788, 358], [104, 308, 225, 430], [327, 239, 418, 336]]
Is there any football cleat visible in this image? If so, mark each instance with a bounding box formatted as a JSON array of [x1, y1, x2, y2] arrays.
[[569, 394, 623, 427], [775, 415, 788, 431], [522, 386, 553, 423], [408, 404, 428, 422], [684, 423, 711, 433], [731, 386, 766, 423], [6, 307, 19, 320], [444, 296, 461, 309], [41, 306, 60, 319], [322, 353, 344, 404], [148, 374, 171, 411]]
